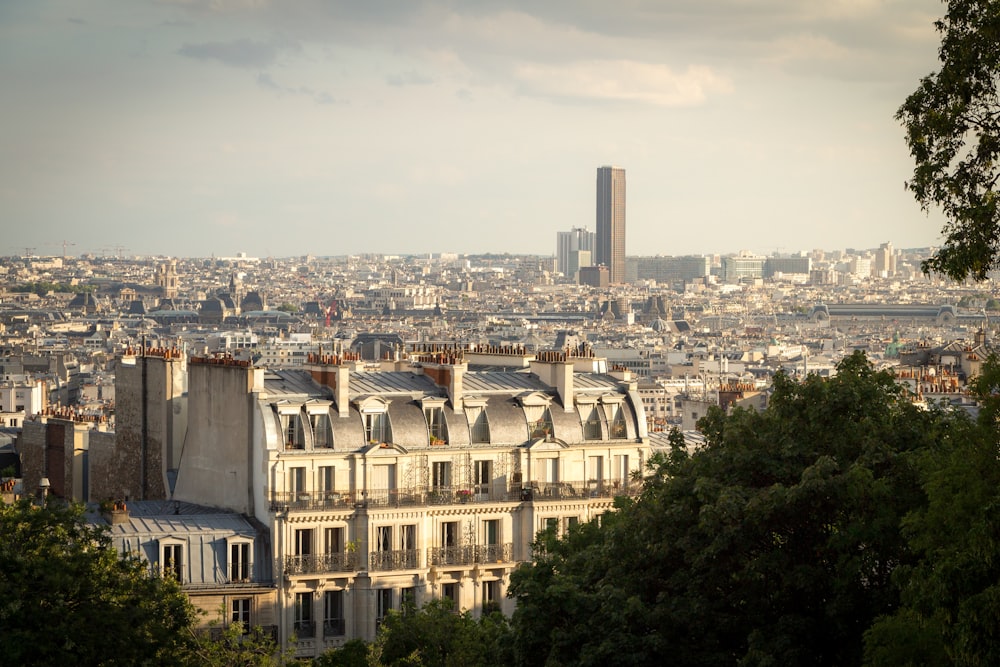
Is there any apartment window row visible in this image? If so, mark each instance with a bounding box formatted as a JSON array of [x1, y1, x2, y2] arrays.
[[294, 590, 346, 638], [276, 408, 334, 451], [577, 401, 629, 440], [287, 465, 341, 500], [280, 398, 629, 451], [157, 537, 254, 584]]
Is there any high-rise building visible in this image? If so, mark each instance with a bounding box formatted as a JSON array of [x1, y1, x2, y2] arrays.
[[875, 242, 896, 278], [556, 227, 595, 277], [596, 166, 626, 283]]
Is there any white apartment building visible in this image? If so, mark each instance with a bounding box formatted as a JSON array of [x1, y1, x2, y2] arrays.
[[167, 346, 653, 659]]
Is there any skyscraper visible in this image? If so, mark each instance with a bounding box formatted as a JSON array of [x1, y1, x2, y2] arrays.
[[596, 166, 626, 283]]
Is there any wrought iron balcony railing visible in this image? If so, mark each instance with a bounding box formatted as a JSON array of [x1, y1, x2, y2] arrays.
[[284, 552, 358, 575], [270, 480, 641, 513], [427, 543, 513, 566], [369, 549, 419, 571]]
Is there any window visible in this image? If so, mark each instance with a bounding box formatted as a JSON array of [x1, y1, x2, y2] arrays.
[[372, 464, 396, 496], [467, 406, 490, 444], [474, 460, 492, 496], [431, 461, 451, 490], [565, 516, 579, 533], [376, 526, 393, 553], [376, 589, 393, 626], [365, 411, 391, 444], [285, 413, 304, 449], [294, 592, 314, 637], [162, 542, 184, 581], [294, 529, 313, 556], [484, 519, 499, 546], [425, 406, 447, 444], [323, 590, 345, 637], [582, 405, 602, 440], [588, 456, 604, 483], [545, 517, 558, 533], [231, 598, 251, 633], [441, 582, 457, 611], [311, 412, 332, 448], [401, 524, 416, 551], [319, 466, 336, 498], [325, 526, 344, 554], [609, 405, 628, 439], [229, 541, 250, 583], [290, 467, 306, 500], [441, 521, 458, 548], [527, 407, 554, 440], [482, 581, 500, 613], [401, 587, 416, 613], [613, 455, 630, 485]]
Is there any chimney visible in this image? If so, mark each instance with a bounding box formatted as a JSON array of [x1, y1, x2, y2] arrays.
[[448, 362, 466, 413], [109, 500, 130, 525], [306, 353, 354, 418], [530, 351, 574, 412], [335, 364, 350, 418]]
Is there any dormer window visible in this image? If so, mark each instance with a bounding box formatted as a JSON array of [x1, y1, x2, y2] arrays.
[[421, 398, 448, 446], [581, 404, 602, 440], [357, 397, 392, 445], [365, 412, 391, 444], [160, 539, 185, 582], [227, 538, 253, 583], [526, 406, 554, 440], [311, 412, 332, 449], [465, 405, 490, 444]]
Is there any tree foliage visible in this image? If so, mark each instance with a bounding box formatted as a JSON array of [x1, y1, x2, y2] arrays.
[[864, 355, 1000, 666], [898, 0, 1000, 281], [0, 498, 198, 665], [372, 598, 513, 667], [509, 352, 958, 666]]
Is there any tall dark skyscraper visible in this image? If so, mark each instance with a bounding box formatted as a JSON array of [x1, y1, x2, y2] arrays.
[[595, 165, 626, 284]]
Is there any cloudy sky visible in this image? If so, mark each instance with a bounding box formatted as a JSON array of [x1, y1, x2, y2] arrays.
[[1, 0, 950, 259]]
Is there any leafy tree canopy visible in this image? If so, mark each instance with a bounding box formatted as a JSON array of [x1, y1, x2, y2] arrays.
[[898, 0, 1000, 281], [509, 352, 960, 667], [864, 355, 1000, 666], [0, 498, 198, 665]]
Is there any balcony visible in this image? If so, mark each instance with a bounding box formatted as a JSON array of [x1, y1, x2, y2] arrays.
[[427, 543, 513, 567], [284, 552, 358, 575], [520, 479, 641, 501], [369, 549, 419, 571], [269, 480, 638, 513], [270, 491, 350, 512], [293, 620, 315, 639], [323, 619, 346, 637]]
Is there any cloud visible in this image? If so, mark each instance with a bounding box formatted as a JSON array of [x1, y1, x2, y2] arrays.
[[513, 59, 732, 107], [256, 72, 341, 105], [386, 70, 434, 87], [178, 36, 299, 69]]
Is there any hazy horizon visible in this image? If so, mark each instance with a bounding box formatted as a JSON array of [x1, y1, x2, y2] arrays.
[[3, 1, 950, 258]]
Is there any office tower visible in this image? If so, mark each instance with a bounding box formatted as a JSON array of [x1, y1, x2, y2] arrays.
[[875, 242, 896, 278], [596, 166, 626, 283], [556, 227, 595, 276]]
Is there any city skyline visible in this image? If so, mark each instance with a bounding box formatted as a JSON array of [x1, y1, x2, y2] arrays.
[[3, 1, 949, 258]]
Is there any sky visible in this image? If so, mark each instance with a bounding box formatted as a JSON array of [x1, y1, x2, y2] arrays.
[[1, 0, 952, 259]]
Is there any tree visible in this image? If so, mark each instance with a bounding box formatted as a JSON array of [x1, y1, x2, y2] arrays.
[[191, 614, 291, 667], [897, 0, 1000, 281], [0, 498, 199, 665], [314, 638, 372, 667], [372, 598, 513, 667], [864, 356, 1000, 666], [510, 353, 957, 666]]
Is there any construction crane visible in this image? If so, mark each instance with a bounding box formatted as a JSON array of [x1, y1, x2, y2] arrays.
[[60, 240, 75, 260]]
